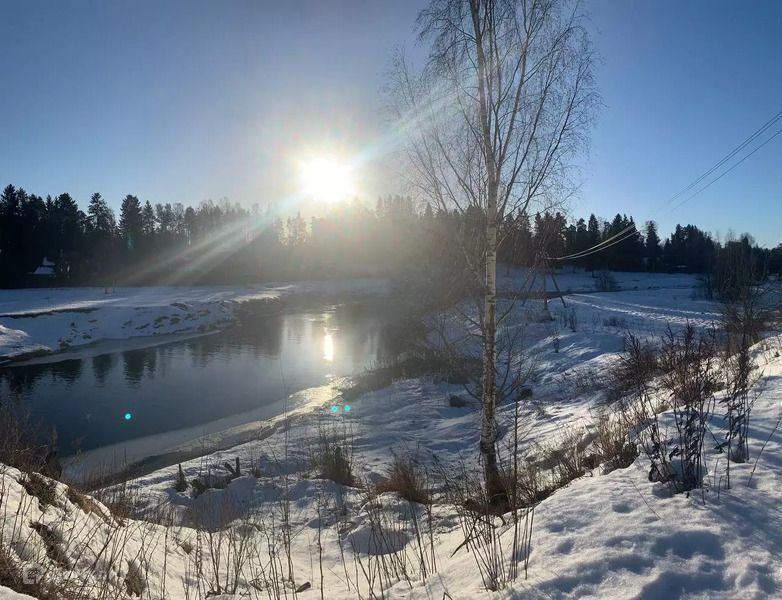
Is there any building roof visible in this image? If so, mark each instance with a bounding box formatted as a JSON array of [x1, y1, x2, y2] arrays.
[[32, 257, 55, 276]]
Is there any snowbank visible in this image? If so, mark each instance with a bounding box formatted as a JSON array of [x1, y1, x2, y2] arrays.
[[0, 279, 388, 362]]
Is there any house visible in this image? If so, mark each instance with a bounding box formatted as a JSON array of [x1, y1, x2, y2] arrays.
[[32, 257, 56, 278]]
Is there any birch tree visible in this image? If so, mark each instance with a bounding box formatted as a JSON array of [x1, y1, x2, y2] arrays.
[[389, 0, 597, 504]]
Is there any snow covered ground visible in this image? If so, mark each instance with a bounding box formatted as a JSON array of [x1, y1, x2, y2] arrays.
[[2, 271, 781, 599], [0, 279, 388, 362]]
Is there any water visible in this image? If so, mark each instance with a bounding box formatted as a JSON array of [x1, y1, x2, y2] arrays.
[[0, 297, 398, 459]]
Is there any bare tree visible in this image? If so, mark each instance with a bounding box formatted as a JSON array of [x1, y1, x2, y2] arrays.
[[388, 0, 597, 504]]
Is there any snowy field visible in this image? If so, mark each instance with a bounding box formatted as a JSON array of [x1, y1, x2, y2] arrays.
[[0, 279, 388, 362], [2, 271, 782, 599]]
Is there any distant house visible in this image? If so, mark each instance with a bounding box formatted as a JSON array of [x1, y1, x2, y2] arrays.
[[32, 257, 56, 278]]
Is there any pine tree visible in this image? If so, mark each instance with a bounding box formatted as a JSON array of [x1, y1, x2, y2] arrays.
[[141, 200, 156, 238], [645, 221, 661, 272], [119, 195, 143, 251], [87, 193, 116, 238]]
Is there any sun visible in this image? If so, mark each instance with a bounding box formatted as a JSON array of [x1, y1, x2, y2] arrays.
[[299, 156, 354, 203]]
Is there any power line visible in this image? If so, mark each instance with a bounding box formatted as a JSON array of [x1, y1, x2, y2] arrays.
[[548, 226, 640, 262], [658, 110, 782, 211], [545, 107, 782, 262], [668, 125, 782, 213], [548, 223, 635, 261]]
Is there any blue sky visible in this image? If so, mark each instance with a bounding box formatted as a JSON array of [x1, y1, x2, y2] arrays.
[[1, 0, 780, 246]]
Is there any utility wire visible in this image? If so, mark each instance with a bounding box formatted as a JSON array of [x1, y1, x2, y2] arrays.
[[545, 107, 782, 262], [549, 227, 640, 262], [668, 125, 782, 213], [658, 110, 782, 211], [547, 223, 635, 261]]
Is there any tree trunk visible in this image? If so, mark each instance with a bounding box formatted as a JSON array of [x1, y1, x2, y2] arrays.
[[481, 183, 505, 506], [470, 0, 505, 508]]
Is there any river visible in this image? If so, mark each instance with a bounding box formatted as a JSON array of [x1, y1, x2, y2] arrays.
[[0, 294, 401, 479]]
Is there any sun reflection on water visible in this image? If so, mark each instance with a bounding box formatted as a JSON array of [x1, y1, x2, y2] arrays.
[[323, 332, 334, 362]]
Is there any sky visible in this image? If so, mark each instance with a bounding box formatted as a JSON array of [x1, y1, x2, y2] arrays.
[[1, 0, 780, 246]]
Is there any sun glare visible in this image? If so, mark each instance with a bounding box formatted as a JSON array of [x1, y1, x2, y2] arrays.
[[323, 332, 334, 362], [300, 157, 354, 203]]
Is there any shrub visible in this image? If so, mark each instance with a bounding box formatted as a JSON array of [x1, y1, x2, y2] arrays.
[[595, 271, 619, 292], [545, 429, 588, 486], [606, 336, 659, 403], [650, 326, 717, 493], [175, 463, 188, 492], [502, 456, 555, 508], [0, 403, 53, 475]]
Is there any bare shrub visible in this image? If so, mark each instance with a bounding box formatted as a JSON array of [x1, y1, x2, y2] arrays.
[[0, 403, 54, 475], [595, 271, 619, 292], [602, 315, 628, 328], [615, 334, 673, 487], [559, 307, 578, 332], [543, 428, 589, 487], [606, 336, 659, 403], [717, 280, 767, 487], [503, 453, 555, 507], [656, 326, 717, 493], [175, 464, 188, 493]]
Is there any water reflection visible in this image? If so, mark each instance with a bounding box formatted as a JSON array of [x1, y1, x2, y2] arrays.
[[0, 299, 399, 455], [92, 353, 115, 387], [323, 332, 334, 362]]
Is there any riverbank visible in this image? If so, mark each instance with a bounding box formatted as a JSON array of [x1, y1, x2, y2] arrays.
[[0, 279, 389, 363], [3, 272, 781, 598]]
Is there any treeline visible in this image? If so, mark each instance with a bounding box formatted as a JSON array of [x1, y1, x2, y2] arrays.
[[1, 183, 780, 288], [498, 211, 782, 279], [0, 184, 426, 287]]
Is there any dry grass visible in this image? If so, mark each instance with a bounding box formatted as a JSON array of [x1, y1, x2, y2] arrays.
[[593, 414, 639, 473], [19, 472, 59, 510], [376, 453, 431, 504], [312, 426, 355, 487]]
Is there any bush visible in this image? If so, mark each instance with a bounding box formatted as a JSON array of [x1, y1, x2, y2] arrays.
[[0, 403, 54, 475], [502, 456, 555, 508], [605, 337, 659, 403], [175, 463, 188, 492], [647, 326, 717, 493], [595, 271, 619, 292], [545, 429, 589, 486]]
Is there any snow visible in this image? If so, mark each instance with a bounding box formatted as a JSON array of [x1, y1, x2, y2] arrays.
[[0, 589, 36, 600], [2, 271, 782, 599], [0, 279, 388, 361]]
